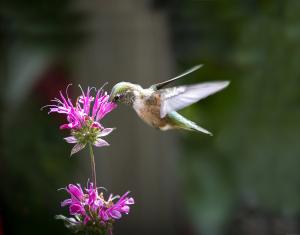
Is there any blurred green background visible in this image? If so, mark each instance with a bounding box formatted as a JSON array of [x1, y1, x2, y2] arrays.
[[1, 0, 300, 235]]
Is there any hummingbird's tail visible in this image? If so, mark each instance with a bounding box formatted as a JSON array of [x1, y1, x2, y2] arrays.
[[167, 112, 213, 136]]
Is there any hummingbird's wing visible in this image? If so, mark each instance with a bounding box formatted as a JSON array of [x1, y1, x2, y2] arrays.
[[160, 81, 230, 118], [151, 65, 203, 90]]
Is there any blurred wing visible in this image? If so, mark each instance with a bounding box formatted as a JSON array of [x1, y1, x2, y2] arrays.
[[160, 81, 230, 118], [151, 65, 203, 90]]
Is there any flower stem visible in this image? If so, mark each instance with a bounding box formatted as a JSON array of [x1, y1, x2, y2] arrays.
[[88, 143, 97, 187]]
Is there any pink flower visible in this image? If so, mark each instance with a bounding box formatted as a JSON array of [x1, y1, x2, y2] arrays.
[[104, 191, 134, 220], [43, 85, 117, 155], [60, 183, 134, 229]]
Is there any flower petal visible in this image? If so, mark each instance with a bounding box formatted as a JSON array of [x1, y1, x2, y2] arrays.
[[64, 136, 78, 144], [70, 203, 84, 215], [60, 121, 79, 130], [70, 143, 86, 156], [61, 199, 72, 207], [120, 205, 130, 214], [91, 122, 102, 129], [109, 210, 122, 219], [83, 215, 91, 225], [86, 184, 98, 206], [94, 138, 109, 147], [67, 184, 84, 200], [98, 128, 115, 137], [100, 210, 109, 221], [126, 197, 135, 205]]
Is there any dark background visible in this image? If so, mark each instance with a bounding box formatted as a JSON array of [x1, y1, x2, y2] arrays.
[[1, 0, 300, 235]]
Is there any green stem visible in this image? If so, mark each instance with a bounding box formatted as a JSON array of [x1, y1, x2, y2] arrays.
[[88, 143, 97, 187]]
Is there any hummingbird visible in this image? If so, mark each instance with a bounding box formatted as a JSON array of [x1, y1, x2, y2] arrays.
[[109, 65, 229, 135]]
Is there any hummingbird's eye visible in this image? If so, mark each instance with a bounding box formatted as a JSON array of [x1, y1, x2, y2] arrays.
[[113, 94, 121, 102]]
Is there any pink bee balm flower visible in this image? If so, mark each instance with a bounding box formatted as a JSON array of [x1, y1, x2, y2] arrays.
[[56, 183, 134, 233], [43, 85, 117, 155]]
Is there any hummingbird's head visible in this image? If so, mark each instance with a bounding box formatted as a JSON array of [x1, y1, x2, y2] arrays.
[[109, 82, 141, 106]]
